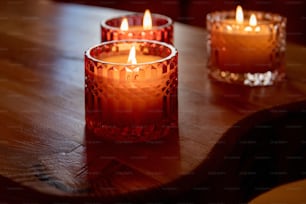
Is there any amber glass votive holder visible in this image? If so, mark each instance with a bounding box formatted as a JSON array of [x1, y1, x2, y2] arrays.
[[206, 11, 286, 86], [85, 40, 178, 142], [101, 13, 173, 44]]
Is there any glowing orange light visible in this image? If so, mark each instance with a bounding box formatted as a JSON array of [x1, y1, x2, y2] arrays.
[[127, 46, 137, 64], [249, 14, 257, 26], [236, 5, 244, 24], [143, 9, 152, 30], [120, 18, 129, 31]]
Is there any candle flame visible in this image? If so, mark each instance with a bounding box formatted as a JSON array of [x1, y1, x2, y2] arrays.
[[143, 9, 152, 30], [120, 18, 129, 31], [249, 14, 257, 26], [236, 5, 244, 24], [127, 46, 137, 64]]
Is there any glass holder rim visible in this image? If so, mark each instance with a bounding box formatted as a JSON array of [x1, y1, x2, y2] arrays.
[[100, 12, 173, 31], [85, 39, 178, 66]]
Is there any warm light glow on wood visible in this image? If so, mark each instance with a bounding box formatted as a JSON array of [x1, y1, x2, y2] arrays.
[[127, 46, 137, 64], [120, 18, 129, 31], [236, 5, 244, 23], [143, 9, 152, 30], [249, 14, 257, 26]]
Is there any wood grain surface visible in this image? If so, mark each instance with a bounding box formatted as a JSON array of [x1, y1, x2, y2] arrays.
[[0, 0, 306, 203]]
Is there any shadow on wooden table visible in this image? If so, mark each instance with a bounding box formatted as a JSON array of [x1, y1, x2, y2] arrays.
[[85, 126, 180, 203], [176, 99, 306, 203], [84, 126, 180, 201], [0, 128, 180, 203], [1, 105, 305, 203]]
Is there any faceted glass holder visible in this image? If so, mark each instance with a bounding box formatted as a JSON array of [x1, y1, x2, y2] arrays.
[[85, 40, 178, 142], [206, 11, 286, 86], [101, 13, 173, 44]]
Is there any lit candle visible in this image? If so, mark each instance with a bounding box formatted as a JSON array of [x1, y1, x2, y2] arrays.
[[217, 7, 272, 73], [101, 10, 174, 44], [207, 6, 286, 86], [85, 40, 178, 142]]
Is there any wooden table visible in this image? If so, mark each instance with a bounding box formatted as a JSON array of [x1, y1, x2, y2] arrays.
[[0, 0, 306, 203], [250, 179, 306, 204]]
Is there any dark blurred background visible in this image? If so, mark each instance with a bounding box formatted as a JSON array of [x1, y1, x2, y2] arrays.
[[55, 0, 306, 45]]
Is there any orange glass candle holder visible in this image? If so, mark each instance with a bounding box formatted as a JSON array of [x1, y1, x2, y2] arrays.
[[101, 12, 173, 44], [207, 8, 286, 86], [85, 40, 178, 142]]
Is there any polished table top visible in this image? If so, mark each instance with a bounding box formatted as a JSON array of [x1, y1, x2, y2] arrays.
[[0, 0, 306, 203]]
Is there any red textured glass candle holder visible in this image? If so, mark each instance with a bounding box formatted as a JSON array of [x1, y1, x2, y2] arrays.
[[85, 40, 178, 142], [207, 10, 286, 86], [101, 13, 173, 44]]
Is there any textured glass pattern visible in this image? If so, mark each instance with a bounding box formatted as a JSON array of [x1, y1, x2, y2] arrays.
[[85, 40, 178, 142], [207, 11, 286, 86], [101, 14, 173, 44]]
